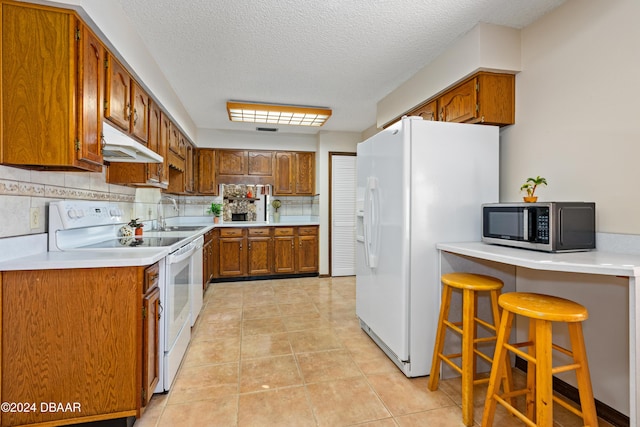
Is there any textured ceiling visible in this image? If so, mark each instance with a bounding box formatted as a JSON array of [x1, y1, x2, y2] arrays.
[[117, 0, 565, 135]]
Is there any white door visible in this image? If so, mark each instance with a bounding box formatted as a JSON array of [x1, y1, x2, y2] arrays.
[[331, 154, 356, 276]]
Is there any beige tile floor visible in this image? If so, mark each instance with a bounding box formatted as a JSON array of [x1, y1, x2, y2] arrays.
[[134, 276, 614, 427]]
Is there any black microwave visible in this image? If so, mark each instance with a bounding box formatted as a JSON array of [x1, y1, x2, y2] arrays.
[[482, 202, 596, 252]]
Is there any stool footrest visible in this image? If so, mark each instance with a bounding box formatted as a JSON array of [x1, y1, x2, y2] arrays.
[[552, 362, 581, 375], [474, 336, 497, 344], [475, 316, 497, 332], [553, 393, 585, 419], [552, 342, 574, 358], [474, 349, 493, 364], [473, 377, 490, 386], [492, 394, 537, 427], [503, 341, 535, 364], [443, 319, 463, 335], [439, 353, 463, 375]]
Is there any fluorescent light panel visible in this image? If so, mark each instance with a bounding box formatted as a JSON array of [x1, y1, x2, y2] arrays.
[[227, 101, 332, 127]]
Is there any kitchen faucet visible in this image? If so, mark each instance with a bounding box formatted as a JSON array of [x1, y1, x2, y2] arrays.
[[156, 196, 178, 230]]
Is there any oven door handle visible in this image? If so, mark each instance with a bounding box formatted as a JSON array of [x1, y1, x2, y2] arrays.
[[166, 243, 197, 264]]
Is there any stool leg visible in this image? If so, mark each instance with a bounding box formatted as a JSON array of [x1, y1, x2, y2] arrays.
[[490, 290, 513, 405], [535, 319, 554, 427], [526, 318, 537, 422], [481, 309, 514, 427], [461, 288, 476, 426], [428, 285, 452, 391], [568, 323, 598, 427]]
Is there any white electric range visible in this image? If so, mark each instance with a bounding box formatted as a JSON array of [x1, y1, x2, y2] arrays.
[[48, 200, 204, 392]]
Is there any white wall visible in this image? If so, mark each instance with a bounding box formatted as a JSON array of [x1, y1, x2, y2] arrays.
[[197, 129, 316, 151], [377, 23, 521, 128], [501, 0, 640, 234]]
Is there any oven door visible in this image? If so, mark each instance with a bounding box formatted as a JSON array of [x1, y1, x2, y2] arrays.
[[164, 242, 193, 349]]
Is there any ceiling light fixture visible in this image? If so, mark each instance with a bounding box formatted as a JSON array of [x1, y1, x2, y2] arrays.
[[227, 101, 332, 127]]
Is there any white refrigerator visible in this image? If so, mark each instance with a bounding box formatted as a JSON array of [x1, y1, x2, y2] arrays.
[[355, 117, 499, 377]]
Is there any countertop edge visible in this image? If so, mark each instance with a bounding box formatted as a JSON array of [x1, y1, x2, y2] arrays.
[[437, 241, 640, 277]]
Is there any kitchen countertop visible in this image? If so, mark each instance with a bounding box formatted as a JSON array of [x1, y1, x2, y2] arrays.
[[437, 241, 640, 277], [0, 217, 320, 271]]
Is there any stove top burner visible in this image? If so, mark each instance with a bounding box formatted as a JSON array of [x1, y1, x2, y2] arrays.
[[78, 236, 183, 249]]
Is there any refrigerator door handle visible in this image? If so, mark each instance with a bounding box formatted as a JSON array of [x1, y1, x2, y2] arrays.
[[365, 177, 379, 268], [363, 181, 372, 268]]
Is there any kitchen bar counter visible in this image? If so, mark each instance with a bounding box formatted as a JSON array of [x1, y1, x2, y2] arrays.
[[437, 241, 640, 276], [437, 241, 639, 426]]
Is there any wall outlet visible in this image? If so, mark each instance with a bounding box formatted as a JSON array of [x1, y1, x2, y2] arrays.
[[30, 207, 40, 229]]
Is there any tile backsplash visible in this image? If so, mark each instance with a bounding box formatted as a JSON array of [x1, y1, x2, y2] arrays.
[[0, 165, 324, 240]]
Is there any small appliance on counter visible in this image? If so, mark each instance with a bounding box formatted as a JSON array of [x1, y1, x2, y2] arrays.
[[482, 202, 596, 252]]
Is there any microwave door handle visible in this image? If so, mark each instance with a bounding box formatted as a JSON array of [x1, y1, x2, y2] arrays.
[[523, 208, 529, 241]]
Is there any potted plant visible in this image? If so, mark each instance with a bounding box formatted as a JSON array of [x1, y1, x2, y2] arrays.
[[271, 199, 282, 223], [128, 218, 144, 236], [207, 202, 222, 223], [520, 176, 547, 202]]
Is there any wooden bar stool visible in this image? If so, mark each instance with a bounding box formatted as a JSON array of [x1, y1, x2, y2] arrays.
[[428, 272, 510, 427], [482, 292, 598, 427]]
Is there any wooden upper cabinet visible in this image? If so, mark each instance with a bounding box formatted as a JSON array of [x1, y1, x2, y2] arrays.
[[439, 72, 514, 126], [197, 149, 217, 194], [169, 124, 181, 156], [105, 55, 150, 143], [1, 3, 103, 171], [218, 150, 247, 175], [248, 151, 274, 176], [131, 81, 149, 143], [274, 152, 295, 195], [274, 151, 315, 196], [77, 22, 104, 168], [439, 78, 477, 123], [386, 71, 515, 128], [105, 54, 132, 131], [147, 100, 162, 183], [410, 99, 438, 121], [294, 152, 315, 195], [185, 142, 194, 193]]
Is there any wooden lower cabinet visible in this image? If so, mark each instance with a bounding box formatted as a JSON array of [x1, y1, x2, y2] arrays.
[[218, 228, 246, 277], [248, 228, 272, 276], [273, 228, 296, 274], [142, 263, 161, 409], [297, 226, 319, 273], [0, 264, 157, 426], [214, 226, 318, 280], [203, 229, 215, 286]]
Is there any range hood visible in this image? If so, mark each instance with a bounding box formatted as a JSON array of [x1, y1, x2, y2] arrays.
[[101, 121, 163, 163]]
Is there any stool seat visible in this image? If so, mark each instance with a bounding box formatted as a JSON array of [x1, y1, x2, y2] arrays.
[[499, 292, 588, 323], [441, 272, 504, 291]]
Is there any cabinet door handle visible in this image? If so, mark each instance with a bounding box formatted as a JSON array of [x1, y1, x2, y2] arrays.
[[133, 108, 139, 125], [158, 301, 163, 320], [125, 103, 131, 120]]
